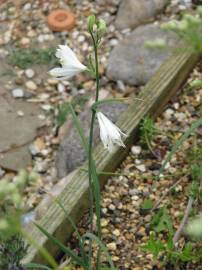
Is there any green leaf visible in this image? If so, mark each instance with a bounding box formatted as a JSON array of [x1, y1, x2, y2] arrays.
[[141, 199, 153, 210], [142, 233, 165, 258], [151, 208, 173, 234], [35, 223, 85, 267], [82, 233, 115, 269]]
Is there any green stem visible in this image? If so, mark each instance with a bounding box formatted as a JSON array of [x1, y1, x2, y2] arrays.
[[88, 32, 102, 270]]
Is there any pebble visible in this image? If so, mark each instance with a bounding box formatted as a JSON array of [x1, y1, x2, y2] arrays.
[[164, 108, 174, 120], [25, 80, 37, 91], [23, 3, 32, 10], [17, 110, 24, 117], [34, 161, 48, 173], [29, 138, 45, 156], [101, 219, 109, 227], [12, 88, 24, 98], [136, 164, 146, 172], [131, 145, 142, 155], [57, 83, 65, 93], [20, 37, 30, 46], [25, 69, 35, 79], [113, 229, 121, 237], [107, 242, 117, 251], [175, 112, 186, 122], [129, 189, 140, 196], [47, 79, 58, 85]]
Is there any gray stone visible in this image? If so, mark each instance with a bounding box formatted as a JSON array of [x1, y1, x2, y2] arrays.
[[12, 88, 24, 98], [115, 0, 169, 30], [0, 87, 45, 171], [56, 103, 128, 178], [107, 24, 178, 85]]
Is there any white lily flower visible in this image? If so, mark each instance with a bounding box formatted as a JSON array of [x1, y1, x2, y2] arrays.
[[97, 112, 127, 152], [49, 45, 87, 80]]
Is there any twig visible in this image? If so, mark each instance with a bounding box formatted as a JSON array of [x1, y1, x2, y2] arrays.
[[172, 196, 194, 246], [152, 178, 183, 212]]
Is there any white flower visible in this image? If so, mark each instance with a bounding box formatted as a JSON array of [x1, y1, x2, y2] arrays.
[[97, 112, 127, 152], [49, 45, 87, 80]]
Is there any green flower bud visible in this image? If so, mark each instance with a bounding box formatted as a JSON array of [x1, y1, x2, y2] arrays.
[[197, 6, 202, 17], [15, 169, 28, 188], [12, 192, 22, 206], [184, 14, 201, 25], [97, 19, 106, 39], [28, 171, 39, 183], [87, 15, 96, 33], [178, 19, 189, 31]]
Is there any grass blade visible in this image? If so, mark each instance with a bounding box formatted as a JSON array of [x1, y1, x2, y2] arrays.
[[159, 118, 202, 176], [25, 263, 53, 270], [82, 233, 115, 269], [35, 223, 84, 267]]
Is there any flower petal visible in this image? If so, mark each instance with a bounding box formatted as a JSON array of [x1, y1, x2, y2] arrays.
[[56, 45, 86, 70], [97, 112, 126, 152]]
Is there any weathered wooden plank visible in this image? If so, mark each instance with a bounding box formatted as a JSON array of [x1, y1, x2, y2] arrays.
[[23, 51, 198, 264]]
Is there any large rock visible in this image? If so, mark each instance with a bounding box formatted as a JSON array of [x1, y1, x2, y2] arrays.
[[0, 87, 45, 171], [115, 0, 169, 30], [107, 24, 178, 86], [56, 103, 128, 178]]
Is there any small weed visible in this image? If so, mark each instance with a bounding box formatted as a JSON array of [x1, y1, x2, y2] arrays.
[[143, 207, 202, 267], [7, 47, 58, 69], [140, 116, 159, 154], [187, 146, 202, 163], [56, 95, 90, 127], [140, 199, 154, 211], [151, 207, 173, 235], [143, 233, 201, 266], [0, 234, 27, 270]]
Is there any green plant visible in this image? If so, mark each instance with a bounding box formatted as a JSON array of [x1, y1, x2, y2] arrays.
[[161, 6, 202, 54], [144, 232, 202, 266], [187, 146, 202, 163], [23, 15, 121, 270], [151, 207, 173, 235], [8, 47, 58, 69], [0, 234, 27, 270], [56, 95, 89, 127], [140, 116, 159, 155]]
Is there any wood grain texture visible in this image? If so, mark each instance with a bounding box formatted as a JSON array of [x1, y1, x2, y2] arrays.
[[23, 51, 198, 264]]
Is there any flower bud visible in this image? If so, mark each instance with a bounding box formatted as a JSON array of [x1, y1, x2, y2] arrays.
[[197, 6, 202, 17], [87, 15, 96, 33], [97, 19, 106, 39]]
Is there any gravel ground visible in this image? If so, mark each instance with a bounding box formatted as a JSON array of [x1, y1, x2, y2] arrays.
[[0, 0, 193, 210], [1, 0, 202, 269], [63, 63, 202, 269]]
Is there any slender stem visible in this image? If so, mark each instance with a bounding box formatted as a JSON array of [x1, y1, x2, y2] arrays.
[[88, 32, 101, 269], [173, 196, 194, 246]]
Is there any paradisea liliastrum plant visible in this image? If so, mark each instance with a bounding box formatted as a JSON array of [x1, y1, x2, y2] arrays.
[[49, 46, 126, 151], [32, 15, 125, 270]]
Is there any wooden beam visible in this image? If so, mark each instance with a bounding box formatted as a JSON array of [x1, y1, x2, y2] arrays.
[[23, 51, 198, 264]]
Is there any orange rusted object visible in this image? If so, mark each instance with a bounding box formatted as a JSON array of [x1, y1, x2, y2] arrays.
[[47, 9, 76, 32]]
